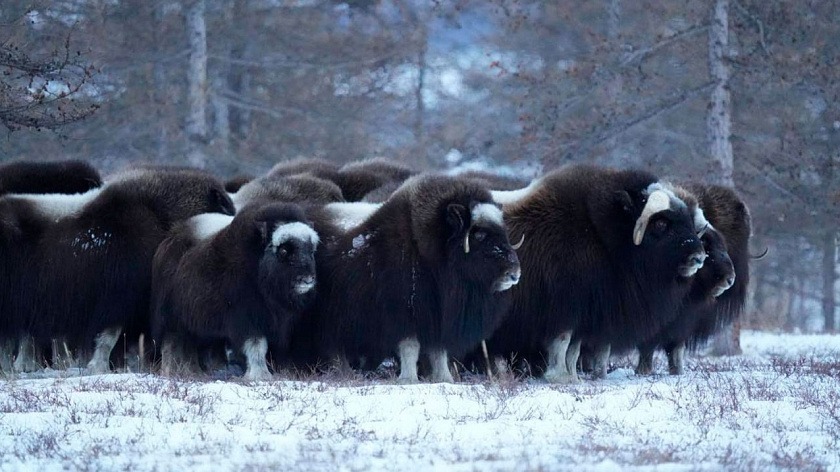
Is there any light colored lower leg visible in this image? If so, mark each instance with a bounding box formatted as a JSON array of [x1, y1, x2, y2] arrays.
[[160, 338, 178, 377], [0, 336, 15, 374], [636, 348, 655, 375], [493, 355, 510, 377], [591, 344, 611, 379], [242, 337, 271, 381], [396, 337, 420, 383], [543, 330, 576, 384], [427, 348, 454, 383], [86, 327, 122, 373], [668, 342, 686, 375], [13, 335, 43, 372], [564, 338, 581, 382]]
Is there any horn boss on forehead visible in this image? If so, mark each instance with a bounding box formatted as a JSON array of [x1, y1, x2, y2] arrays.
[[633, 190, 672, 246]]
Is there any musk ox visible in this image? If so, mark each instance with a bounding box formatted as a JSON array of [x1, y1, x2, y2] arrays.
[[302, 175, 522, 382], [455, 170, 531, 192], [637, 183, 752, 375], [18, 168, 235, 373], [231, 174, 344, 210], [151, 202, 319, 380], [0, 160, 102, 196], [266, 157, 339, 179], [484, 164, 706, 383]]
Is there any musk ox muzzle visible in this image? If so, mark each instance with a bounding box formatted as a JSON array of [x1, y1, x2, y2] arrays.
[[294, 274, 316, 295], [678, 239, 707, 278], [493, 247, 522, 292]]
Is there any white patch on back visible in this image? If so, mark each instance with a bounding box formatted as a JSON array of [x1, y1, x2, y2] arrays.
[[491, 180, 539, 206], [9, 188, 101, 222], [472, 203, 504, 226], [190, 213, 234, 240], [271, 221, 319, 249], [325, 202, 382, 231]]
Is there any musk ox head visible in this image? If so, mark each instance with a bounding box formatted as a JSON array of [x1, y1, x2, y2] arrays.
[[253, 203, 319, 311], [626, 182, 706, 278], [124, 169, 236, 221], [696, 226, 736, 298], [445, 201, 522, 293]]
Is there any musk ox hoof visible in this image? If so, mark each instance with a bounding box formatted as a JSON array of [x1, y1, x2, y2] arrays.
[[668, 365, 685, 376], [396, 376, 419, 385], [243, 370, 273, 382], [543, 371, 579, 385], [84, 361, 112, 375], [635, 364, 654, 376]]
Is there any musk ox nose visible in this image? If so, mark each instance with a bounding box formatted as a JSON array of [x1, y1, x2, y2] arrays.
[[679, 250, 707, 277], [494, 267, 521, 292], [294, 275, 316, 295], [712, 274, 736, 298]]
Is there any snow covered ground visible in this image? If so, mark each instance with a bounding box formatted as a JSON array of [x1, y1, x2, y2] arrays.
[[1, 330, 838, 471]]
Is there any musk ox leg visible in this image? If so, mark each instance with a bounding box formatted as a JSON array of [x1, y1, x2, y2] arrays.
[[242, 337, 272, 381], [543, 331, 577, 384], [86, 327, 122, 374], [565, 338, 581, 382], [0, 336, 15, 375], [396, 337, 420, 384], [591, 344, 611, 380], [636, 347, 655, 376], [13, 335, 44, 372], [667, 343, 686, 375], [160, 336, 200, 377], [427, 349, 454, 383]]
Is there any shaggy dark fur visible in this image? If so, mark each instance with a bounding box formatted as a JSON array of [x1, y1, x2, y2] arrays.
[[224, 174, 254, 193], [298, 175, 521, 382], [456, 170, 531, 191], [151, 202, 318, 379], [21, 168, 235, 372], [334, 158, 416, 201], [483, 164, 705, 382], [266, 157, 340, 179], [0, 160, 102, 196]]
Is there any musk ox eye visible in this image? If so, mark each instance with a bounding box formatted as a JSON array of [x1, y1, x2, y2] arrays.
[[654, 219, 668, 233], [277, 245, 289, 258], [473, 230, 487, 242]]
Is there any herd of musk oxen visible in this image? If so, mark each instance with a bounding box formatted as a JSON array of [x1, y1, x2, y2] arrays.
[[0, 157, 754, 383]]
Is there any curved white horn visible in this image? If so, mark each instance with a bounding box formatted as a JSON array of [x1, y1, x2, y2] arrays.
[[464, 230, 470, 254], [633, 190, 671, 246], [511, 233, 525, 250]]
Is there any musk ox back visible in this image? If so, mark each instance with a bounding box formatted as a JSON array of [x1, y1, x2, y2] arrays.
[[304, 175, 521, 382], [224, 174, 254, 193], [334, 158, 416, 201], [485, 164, 705, 382], [456, 170, 531, 192], [231, 174, 344, 210], [0, 160, 102, 196], [152, 202, 318, 380], [22, 169, 235, 373]]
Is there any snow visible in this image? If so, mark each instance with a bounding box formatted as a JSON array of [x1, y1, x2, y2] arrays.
[[1, 330, 838, 470]]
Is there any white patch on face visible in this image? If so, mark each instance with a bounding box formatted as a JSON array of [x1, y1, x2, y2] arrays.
[[9, 188, 101, 222], [491, 180, 539, 206], [471, 203, 504, 226], [325, 202, 382, 231], [271, 221, 319, 249], [190, 213, 234, 240]]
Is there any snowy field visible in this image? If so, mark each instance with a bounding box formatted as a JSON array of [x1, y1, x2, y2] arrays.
[[1, 331, 839, 471]]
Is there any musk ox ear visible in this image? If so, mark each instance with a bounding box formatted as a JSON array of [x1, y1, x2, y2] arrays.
[[446, 203, 468, 233], [212, 188, 236, 216], [256, 221, 270, 245]]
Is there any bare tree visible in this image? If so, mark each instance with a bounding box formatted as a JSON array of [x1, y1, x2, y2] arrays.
[[185, 0, 208, 168]]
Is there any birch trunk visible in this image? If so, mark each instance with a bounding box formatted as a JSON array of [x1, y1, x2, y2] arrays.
[[185, 0, 208, 168], [823, 230, 837, 332], [153, 2, 168, 161]]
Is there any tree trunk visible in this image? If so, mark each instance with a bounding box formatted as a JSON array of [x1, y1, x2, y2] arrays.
[[708, 0, 740, 355], [212, 2, 233, 156], [153, 2, 168, 161], [228, 0, 251, 149], [823, 230, 837, 332], [185, 0, 208, 168], [414, 25, 428, 167], [708, 0, 734, 187]]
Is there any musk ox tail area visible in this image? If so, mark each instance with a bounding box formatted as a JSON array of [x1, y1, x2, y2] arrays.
[[0, 160, 102, 196]]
